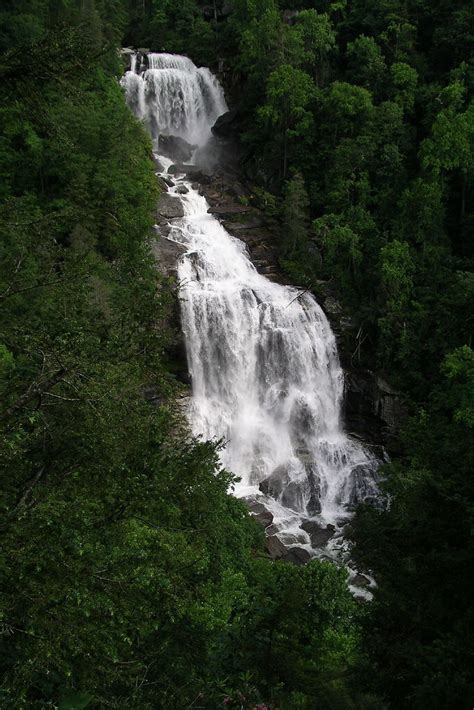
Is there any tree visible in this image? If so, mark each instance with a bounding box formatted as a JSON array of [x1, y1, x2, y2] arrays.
[[295, 9, 336, 85], [421, 79, 474, 220], [346, 35, 387, 96], [378, 240, 415, 365], [390, 61, 418, 111], [281, 171, 310, 259], [258, 64, 315, 177]]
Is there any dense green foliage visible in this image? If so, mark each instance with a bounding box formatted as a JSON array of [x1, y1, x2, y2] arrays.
[[0, 3, 369, 709], [125, 0, 473, 706], [1, 1, 473, 708], [201, 1, 473, 707]]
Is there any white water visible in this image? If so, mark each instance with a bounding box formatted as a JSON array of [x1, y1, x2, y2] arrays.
[[121, 51, 227, 146], [122, 53, 379, 556]]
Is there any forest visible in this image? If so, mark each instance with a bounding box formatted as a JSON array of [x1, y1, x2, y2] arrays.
[[0, 0, 473, 708]]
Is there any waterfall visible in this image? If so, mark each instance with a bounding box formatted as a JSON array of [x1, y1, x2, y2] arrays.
[[121, 52, 227, 147], [122, 53, 380, 559]]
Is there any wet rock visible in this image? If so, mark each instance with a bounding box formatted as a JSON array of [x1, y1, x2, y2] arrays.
[[259, 465, 289, 498], [246, 500, 274, 528], [300, 520, 336, 547], [187, 169, 213, 185], [157, 192, 184, 219], [212, 107, 239, 138], [282, 547, 311, 565], [176, 395, 192, 415], [344, 463, 380, 508], [351, 573, 371, 588], [280, 480, 306, 512], [152, 154, 166, 172], [159, 134, 197, 163], [156, 177, 170, 192], [168, 163, 189, 175], [265, 535, 287, 559], [151, 237, 186, 279], [176, 184, 189, 194], [254, 510, 274, 528]]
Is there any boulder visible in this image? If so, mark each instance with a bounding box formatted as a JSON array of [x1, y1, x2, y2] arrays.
[[300, 520, 335, 547], [159, 135, 197, 163], [176, 184, 189, 194], [280, 480, 306, 512], [282, 547, 311, 565], [187, 169, 213, 185], [151, 237, 186, 279], [152, 154, 165, 172], [157, 192, 184, 219], [212, 108, 239, 139], [156, 177, 170, 192], [259, 463, 321, 515], [254, 510, 274, 528], [343, 463, 380, 508], [246, 500, 274, 528], [265, 535, 287, 560], [351, 573, 371, 588], [259, 465, 289, 498]]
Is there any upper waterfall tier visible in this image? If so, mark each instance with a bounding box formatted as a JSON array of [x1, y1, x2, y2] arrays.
[[121, 52, 227, 147]]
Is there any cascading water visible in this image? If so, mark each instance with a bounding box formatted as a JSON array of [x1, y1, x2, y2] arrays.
[[122, 53, 380, 569], [121, 52, 227, 146]]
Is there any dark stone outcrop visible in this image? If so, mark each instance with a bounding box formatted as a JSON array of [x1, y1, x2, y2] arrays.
[[344, 370, 408, 452], [246, 500, 274, 529], [259, 465, 288, 499], [351, 573, 371, 589], [187, 169, 213, 185], [282, 547, 311, 565], [159, 135, 197, 163], [212, 108, 240, 139], [151, 234, 186, 279], [152, 154, 166, 172], [300, 520, 336, 547], [265, 535, 287, 559], [156, 192, 184, 219]]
